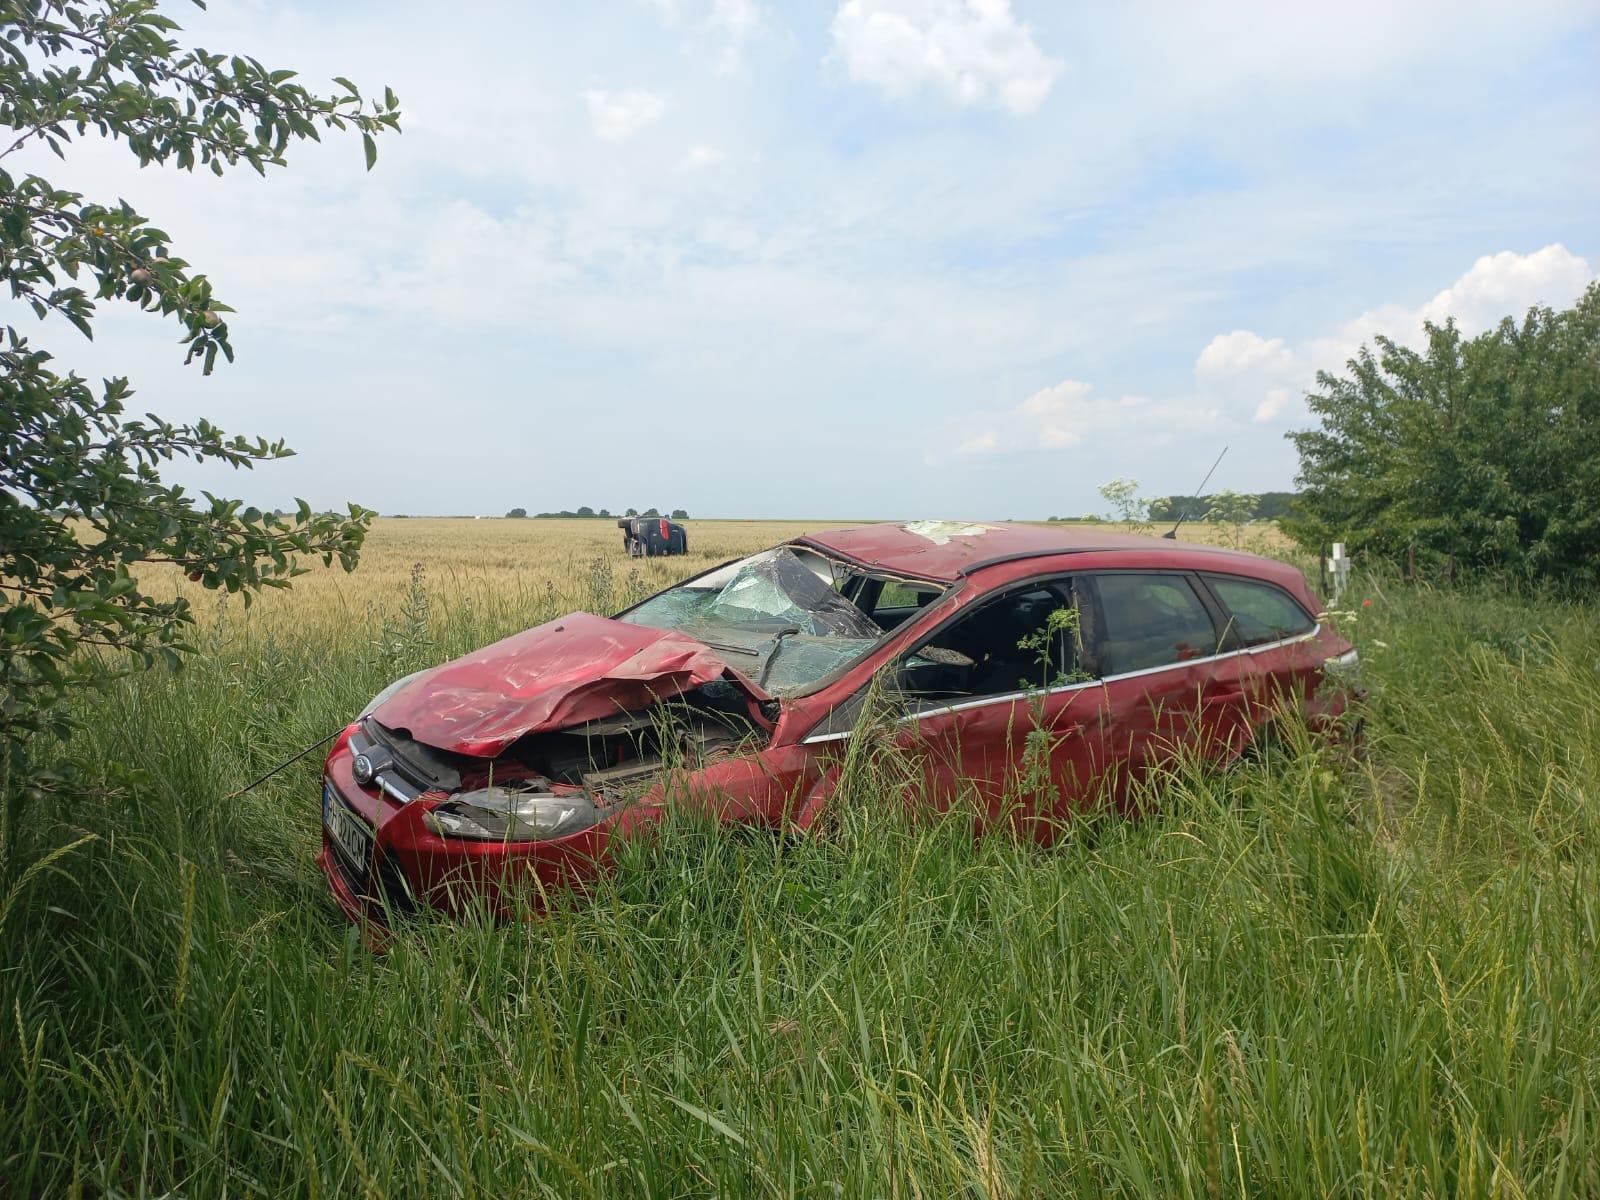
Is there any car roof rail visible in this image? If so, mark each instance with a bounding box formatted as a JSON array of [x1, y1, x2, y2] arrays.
[[955, 548, 1087, 577]]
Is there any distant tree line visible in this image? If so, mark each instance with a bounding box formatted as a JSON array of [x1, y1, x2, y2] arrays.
[[1045, 491, 1298, 524], [504, 506, 690, 520], [1147, 491, 1299, 523]]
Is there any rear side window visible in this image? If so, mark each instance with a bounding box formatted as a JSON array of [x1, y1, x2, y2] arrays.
[[1204, 574, 1316, 646], [876, 580, 941, 611], [1089, 574, 1221, 674]]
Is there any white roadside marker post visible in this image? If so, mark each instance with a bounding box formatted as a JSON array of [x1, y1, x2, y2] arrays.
[[1326, 542, 1352, 604]]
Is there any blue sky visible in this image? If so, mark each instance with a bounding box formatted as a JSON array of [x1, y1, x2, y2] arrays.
[[29, 0, 1600, 518]]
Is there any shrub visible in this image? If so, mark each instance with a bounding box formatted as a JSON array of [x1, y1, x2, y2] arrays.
[[1286, 284, 1600, 586]]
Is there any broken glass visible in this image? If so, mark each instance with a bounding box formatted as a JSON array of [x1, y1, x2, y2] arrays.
[[703, 549, 882, 639], [622, 547, 884, 694]]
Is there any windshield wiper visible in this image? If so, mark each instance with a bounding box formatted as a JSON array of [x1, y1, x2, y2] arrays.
[[694, 637, 762, 658], [757, 627, 802, 688]]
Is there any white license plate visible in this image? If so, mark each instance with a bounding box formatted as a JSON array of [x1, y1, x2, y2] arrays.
[[323, 781, 373, 874]]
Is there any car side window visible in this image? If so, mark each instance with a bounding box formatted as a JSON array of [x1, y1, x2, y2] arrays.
[[1087, 573, 1221, 674], [897, 581, 1080, 707], [877, 579, 940, 611], [1204, 574, 1316, 646]]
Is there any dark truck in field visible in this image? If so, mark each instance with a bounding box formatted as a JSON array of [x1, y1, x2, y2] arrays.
[[619, 516, 687, 557]]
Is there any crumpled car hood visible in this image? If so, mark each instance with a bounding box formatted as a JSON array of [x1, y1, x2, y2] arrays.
[[369, 612, 769, 758]]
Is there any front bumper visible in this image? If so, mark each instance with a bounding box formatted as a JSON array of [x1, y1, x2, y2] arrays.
[[317, 726, 647, 925]]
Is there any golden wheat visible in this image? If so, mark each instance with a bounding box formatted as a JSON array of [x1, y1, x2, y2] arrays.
[[141, 516, 1291, 641]]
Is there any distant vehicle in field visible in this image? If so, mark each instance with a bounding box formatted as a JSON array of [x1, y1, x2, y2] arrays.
[[318, 520, 1359, 927], [619, 516, 687, 557]]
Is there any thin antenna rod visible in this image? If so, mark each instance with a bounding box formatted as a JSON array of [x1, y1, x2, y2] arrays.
[[1163, 446, 1228, 539]]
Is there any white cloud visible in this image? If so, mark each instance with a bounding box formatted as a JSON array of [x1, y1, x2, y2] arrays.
[[1254, 388, 1291, 423], [1335, 243, 1598, 351], [645, 0, 767, 73], [1017, 377, 1091, 414], [1196, 244, 1597, 424], [710, 0, 763, 37], [676, 144, 726, 171], [830, 0, 1062, 116], [958, 430, 998, 455], [937, 379, 1220, 460], [583, 89, 666, 141], [1194, 330, 1295, 378], [934, 244, 1596, 465], [645, 0, 764, 34]]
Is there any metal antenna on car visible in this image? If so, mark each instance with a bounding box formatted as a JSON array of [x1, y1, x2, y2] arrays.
[[1163, 445, 1228, 540]]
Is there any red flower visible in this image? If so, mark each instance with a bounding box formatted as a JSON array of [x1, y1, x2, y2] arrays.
[[1362, 599, 1372, 607]]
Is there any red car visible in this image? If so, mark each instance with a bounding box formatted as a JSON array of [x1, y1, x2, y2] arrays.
[[319, 521, 1356, 923]]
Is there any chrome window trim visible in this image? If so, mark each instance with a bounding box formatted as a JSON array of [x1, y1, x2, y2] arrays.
[[802, 729, 853, 744], [799, 624, 1322, 745], [1241, 626, 1320, 655]]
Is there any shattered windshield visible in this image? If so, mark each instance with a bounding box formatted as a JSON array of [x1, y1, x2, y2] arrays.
[[620, 547, 885, 695]]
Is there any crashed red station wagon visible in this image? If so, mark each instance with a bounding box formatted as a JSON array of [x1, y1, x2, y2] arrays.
[[318, 521, 1356, 923]]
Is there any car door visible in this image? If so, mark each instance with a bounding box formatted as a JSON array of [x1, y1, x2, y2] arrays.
[[889, 577, 1111, 838], [1076, 571, 1248, 808], [1199, 572, 1322, 732]]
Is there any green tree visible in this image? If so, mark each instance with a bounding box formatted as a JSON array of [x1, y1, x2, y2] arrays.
[[670, 508, 688, 520], [505, 507, 528, 518], [1, 1, 400, 842], [1286, 285, 1600, 586]]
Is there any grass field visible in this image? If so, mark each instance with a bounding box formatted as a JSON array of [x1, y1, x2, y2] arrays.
[[3, 518, 1597, 1197]]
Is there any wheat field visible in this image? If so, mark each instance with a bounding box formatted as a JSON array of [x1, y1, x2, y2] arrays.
[[150, 516, 1293, 640]]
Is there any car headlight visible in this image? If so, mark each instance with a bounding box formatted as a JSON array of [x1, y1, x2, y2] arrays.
[[1323, 647, 1360, 677], [1321, 647, 1365, 693], [425, 786, 606, 842], [359, 670, 424, 719]]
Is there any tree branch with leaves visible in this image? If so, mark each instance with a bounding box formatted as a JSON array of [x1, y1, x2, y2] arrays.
[[0, 0, 400, 850]]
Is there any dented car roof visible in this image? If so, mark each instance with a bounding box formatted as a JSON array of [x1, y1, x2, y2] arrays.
[[795, 521, 1249, 583]]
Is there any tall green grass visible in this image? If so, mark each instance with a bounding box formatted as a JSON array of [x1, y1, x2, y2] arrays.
[[2, 573, 1597, 1197]]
